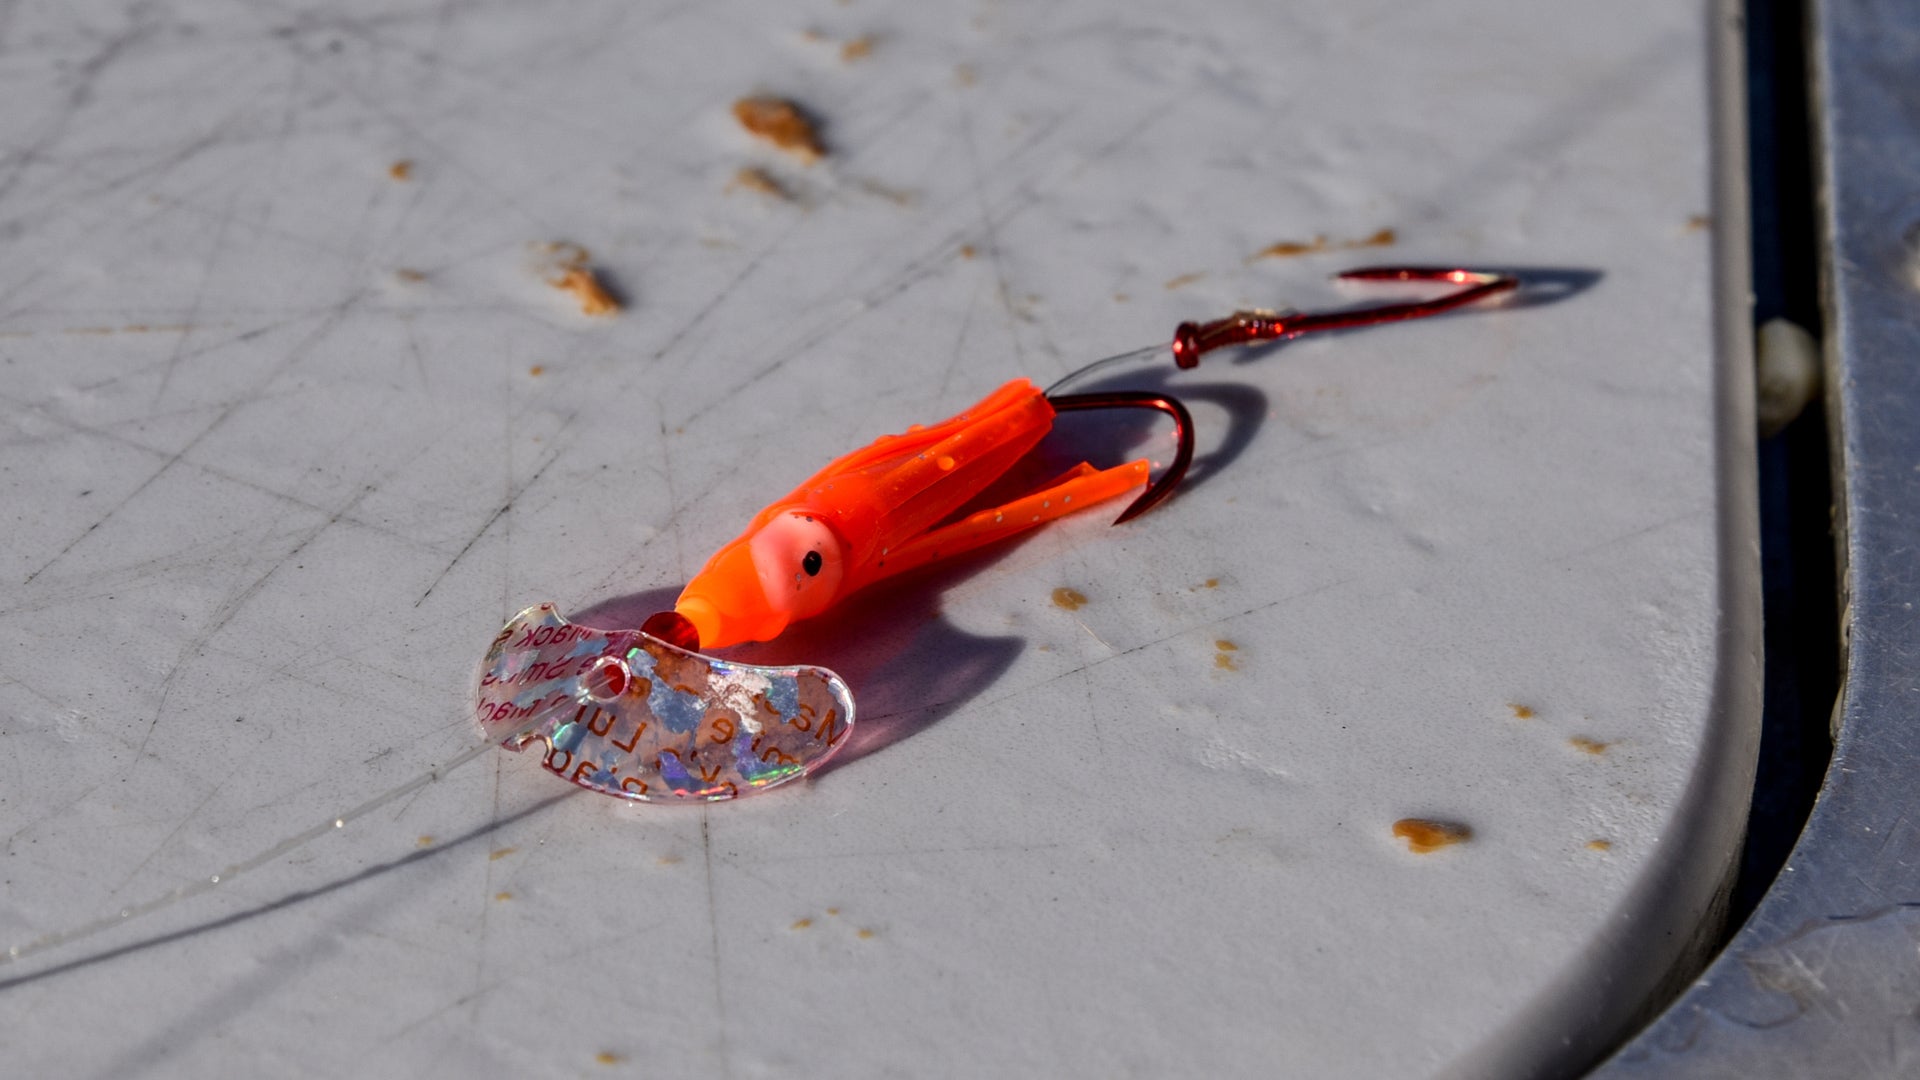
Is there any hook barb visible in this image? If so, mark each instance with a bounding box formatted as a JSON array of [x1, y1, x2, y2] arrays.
[[1046, 391, 1195, 524], [1169, 265, 1518, 368]]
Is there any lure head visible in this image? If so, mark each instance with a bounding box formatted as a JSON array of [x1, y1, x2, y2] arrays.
[[675, 510, 848, 648]]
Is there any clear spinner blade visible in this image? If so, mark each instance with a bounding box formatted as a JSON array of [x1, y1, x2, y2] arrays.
[[477, 604, 854, 802]]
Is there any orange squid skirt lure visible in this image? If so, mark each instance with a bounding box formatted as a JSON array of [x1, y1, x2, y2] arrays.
[[474, 266, 1518, 802]]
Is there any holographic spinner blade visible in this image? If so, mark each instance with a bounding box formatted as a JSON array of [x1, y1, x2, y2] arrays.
[[476, 604, 855, 802]]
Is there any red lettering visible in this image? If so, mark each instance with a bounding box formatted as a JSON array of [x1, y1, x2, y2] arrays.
[[586, 707, 615, 736], [611, 719, 648, 754], [709, 716, 736, 744], [761, 746, 800, 766], [620, 776, 649, 795], [571, 760, 599, 783], [695, 761, 723, 784], [544, 747, 574, 775], [816, 709, 842, 746]]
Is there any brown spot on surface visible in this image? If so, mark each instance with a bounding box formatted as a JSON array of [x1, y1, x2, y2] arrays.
[[1214, 639, 1239, 670], [1253, 237, 1328, 260], [733, 96, 825, 163], [595, 1052, 623, 1066], [534, 242, 619, 316], [1164, 271, 1207, 290], [1248, 228, 1396, 262], [1392, 818, 1473, 853], [416, 835, 433, 848], [1051, 587, 1087, 611], [840, 35, 875, 62], [494, 891, 513, 901], [528, 365, 545, 377], [1686, 214, 1712, 232], [826, 907, 840, 916], [954, 64, 976, 86], [489, 846, 519, 860], [857, 928, 876, 940], [958, 244, 977, 259], [1586, 839, 1613, 852], [1569, 736, 1610, 755], [1509, 703, 1536, 720], [389, 159, 413, 181], [1204, 578, 1219, 589], [550, 267, 619, 316], [791, 917, 813, 930], [658, 853, 683, 866], [394, 268, 426, 283]]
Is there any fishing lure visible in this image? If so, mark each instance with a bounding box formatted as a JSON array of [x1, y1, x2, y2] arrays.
[[2, 264, 1514, 966], [472, 266, 1517, 803]]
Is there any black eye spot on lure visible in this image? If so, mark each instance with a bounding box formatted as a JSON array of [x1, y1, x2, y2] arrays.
[[803, 550, 824, 576]]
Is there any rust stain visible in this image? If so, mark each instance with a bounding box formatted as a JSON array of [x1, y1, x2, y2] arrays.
[[1508, 703, 1536, 720], [1685, 214, 1712, 232], [959, 244, 977, 259], [1213, 639, 1239, 671], [1569, 736, 1610, 756], [1051, 586, 1087, 611], [791, 917, 813, 930], [489, 846, 519, 860], [1248, 227, 1396, 262], [389, 159, 413, 181], [552, 267, 618, 316], [954, 64, 976, 87], [840, 35, 875, 62], [595, 1052, 623, 1066], [394, 268, 426, 283], [1392, 818, 1473, 853], [416, 835, 433, 848], [658, 854, 683, 866], [1586, 839, 1613, 852], [528, 365, 545, 377], [825, 907, 840, 916], [733, 96, 825, 163], [1253, 237, 1328, 260], [857, 928, 877, 940], [1163, 271, 1207, 291], [727, 166, 788, 200], [535, 242, 619, 316], [494, 891, 513, 902]]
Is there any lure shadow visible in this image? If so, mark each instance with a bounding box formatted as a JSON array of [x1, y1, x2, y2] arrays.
[[579, 542, 1036, 776], [1043, 264, 1604, 504], [741, 548, 1029, 771]]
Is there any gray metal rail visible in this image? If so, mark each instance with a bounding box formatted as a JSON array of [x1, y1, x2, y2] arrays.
[[1595, 0, 1920, 1073]]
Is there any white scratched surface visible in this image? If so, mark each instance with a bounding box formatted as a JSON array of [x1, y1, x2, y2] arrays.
[[0, 1, 1752, 1077]]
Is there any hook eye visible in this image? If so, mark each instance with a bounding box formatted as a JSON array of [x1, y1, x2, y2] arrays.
[[582, 655, 633, 703]]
